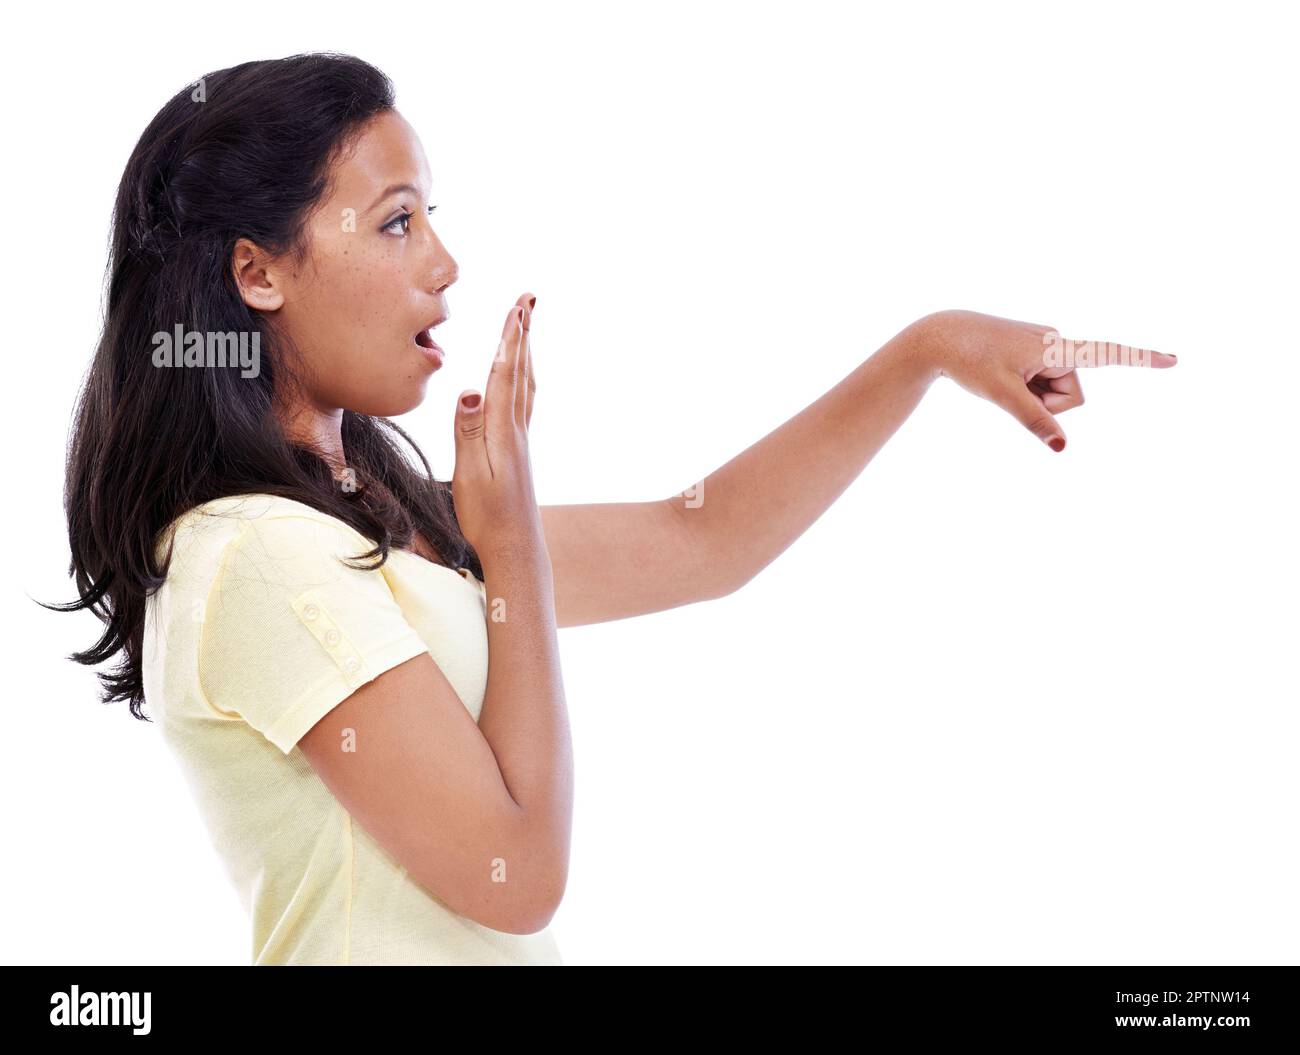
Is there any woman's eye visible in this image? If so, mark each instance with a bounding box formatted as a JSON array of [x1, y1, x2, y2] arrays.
[[382, 205, 436, 236], [383, 211, 412, 235]]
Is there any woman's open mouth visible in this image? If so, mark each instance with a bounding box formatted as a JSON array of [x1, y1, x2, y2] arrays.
[[414, 328, 444, 368]]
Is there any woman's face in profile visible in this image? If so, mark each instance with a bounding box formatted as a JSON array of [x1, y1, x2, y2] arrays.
[[253, 108, 459, 418]]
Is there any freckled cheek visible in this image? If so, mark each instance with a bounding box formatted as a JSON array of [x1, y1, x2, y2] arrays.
[[366, 265, 412, 325], [319, 261, 387, 330], [304, 252, 408, 351]]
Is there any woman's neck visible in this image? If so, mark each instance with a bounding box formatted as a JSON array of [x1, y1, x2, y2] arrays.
[[277, 400, 346, 472]]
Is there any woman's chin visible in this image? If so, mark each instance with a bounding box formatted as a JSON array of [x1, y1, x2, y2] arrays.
[[354, 381, 430, 418]]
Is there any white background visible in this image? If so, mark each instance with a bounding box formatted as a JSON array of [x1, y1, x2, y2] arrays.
[[4, 0, 1296, 965]]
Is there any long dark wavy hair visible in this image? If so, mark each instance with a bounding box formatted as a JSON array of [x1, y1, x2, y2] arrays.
[[47, 53, 480, 719]]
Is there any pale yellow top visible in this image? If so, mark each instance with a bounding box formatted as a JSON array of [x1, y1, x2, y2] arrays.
[[142, 493, 563, 965]]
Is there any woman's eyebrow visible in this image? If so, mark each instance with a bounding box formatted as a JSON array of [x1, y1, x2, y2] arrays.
[[366, 182, 422, 214]]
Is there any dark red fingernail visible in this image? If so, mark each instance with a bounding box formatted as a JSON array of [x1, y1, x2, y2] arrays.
[[528, 295, 537, 310]]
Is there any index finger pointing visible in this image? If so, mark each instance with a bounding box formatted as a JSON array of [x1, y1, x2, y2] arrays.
[[1043, 331, 1178, 369]]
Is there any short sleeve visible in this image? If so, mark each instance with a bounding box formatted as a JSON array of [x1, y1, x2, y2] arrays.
[[198, 514, 430, 753]]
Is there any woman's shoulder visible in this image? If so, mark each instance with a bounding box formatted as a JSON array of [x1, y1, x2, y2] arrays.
[[172, 492, 361, 530], [155, 493, 374, 577]]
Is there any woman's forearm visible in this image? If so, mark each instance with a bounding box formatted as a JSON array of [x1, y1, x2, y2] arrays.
[[475, 541, 574, 896], [669, 317, 940, 596]]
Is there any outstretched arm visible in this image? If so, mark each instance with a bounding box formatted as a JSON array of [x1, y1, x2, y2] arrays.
[[537, 315, 935, 626], [540, 310, 1174, 626], [659, 314, 939, 601]]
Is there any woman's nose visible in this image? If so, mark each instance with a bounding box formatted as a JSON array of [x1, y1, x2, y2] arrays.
[[436, 257, 459, 293], [427, 231, 458, 292]]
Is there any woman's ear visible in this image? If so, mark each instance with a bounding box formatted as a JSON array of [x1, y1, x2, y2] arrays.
[[231, 237, 286, 312]]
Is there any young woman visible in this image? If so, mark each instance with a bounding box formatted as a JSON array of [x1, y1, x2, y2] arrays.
[[56, 52, 1175, 966]]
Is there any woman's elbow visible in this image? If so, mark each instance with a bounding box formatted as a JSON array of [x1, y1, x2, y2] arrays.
[[493, 869, 567, 935]]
